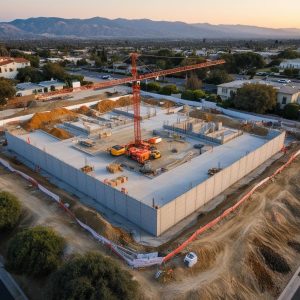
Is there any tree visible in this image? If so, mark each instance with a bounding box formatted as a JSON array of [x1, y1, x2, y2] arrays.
[[206, 69, 233, 85], [43, 63, 67, 81], [222, 52, 265, 73], [0, 44, 9, 56], [186, 72, 202, 90], [76, 59, 88, 66], [0, 191, 21, 231], [283, 103, 300, 120], [48, 252, 140, 300], [278, 49, 300, 59], [159, 84, 178, 95], [16, 66, 44, 83], [6, 226, 65, 277], [234, 83, 277, 114], [0, 79, 15, 106], [146, 81, 161, 92]]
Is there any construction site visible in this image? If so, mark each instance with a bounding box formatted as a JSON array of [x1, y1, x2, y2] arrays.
[[4, 94, 285, 236]]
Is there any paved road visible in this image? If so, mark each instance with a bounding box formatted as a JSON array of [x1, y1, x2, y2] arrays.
[[278, 265, 300, 300], [0, 259, 28, 300]]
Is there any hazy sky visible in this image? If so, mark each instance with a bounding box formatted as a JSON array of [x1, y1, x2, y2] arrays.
[[1, 0, 300, 28]]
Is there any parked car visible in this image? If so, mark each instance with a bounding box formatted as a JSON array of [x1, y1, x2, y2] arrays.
[[102, 75, 112, 80], [278, 79, 291, 84]]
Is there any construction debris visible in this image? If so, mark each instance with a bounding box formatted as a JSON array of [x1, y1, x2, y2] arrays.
[[104, 176, 128, 187], [107, 163, 123, 174], [208, 168, 222, 176], [81, 165, 94, 173]]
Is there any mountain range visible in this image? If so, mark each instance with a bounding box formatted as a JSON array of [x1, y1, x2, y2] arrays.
[[0, 17, 300, 40]]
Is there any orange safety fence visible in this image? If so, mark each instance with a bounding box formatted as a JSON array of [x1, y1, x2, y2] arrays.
[[163, 149, 300, 263]]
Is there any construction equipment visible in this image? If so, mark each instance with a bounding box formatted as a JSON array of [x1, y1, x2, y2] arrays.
[[110, 145, 126, 156], [34, 54, 225, 149], [151, 150, 161, 159], [127, 147, 151, 164], [148, 136, 162, 144], [79, 139, 95, 148]]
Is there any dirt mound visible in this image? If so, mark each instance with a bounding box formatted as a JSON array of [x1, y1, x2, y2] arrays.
[[76, 105, 97, 117], [48, 128, 73, 140], [258, 245, 291, 274], [24, 108, 77, 131], [94, 96, 133, 113], [247, 252, 275, 293], [287, 241, 300, 253]]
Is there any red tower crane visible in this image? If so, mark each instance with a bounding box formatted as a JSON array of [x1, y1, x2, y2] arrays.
[[38, 54, 225, 145]]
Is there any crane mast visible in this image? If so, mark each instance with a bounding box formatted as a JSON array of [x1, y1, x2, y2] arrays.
[[131, 53, 142, 145]]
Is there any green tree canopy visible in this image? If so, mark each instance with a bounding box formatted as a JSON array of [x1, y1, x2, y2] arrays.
[[283, 103, 300, 120], [159, 84, 178, 95], [48, 252, 140, 300], [0, 191, 21, 231], [205, 69, 233, 85], [277, 49, 300, 59], [7, 226, 65, 277], [16, 66, 44, 83], [222, 52, 265, 73], [0, 79, 16, 105], [234, 83, 277, 114]]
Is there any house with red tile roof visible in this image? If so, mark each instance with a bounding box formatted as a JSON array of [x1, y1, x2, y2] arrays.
[[0, 57, 30, 79]]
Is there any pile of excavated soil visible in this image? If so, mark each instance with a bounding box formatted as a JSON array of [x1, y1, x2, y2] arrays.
[[76, 105, 97, 117], [94, 96, 133, 113], [24, 108, 77, 131], [47, 128, 73, 140], [190, 109, 268, 136]]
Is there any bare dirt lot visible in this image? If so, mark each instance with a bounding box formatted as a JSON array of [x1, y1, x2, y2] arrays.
[[0, 144, 299, 300]]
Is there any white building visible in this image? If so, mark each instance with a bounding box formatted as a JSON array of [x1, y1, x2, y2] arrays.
[[280, 59, 300, 70], [16, 79, 65, 97], [0, 57, 30, 79], [217, 79, 300, 109]]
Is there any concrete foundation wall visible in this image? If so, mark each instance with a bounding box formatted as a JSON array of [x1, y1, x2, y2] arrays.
[[6, 132, 157, 235], [6, 131, 285, 236], [156, 131, 285, 235]]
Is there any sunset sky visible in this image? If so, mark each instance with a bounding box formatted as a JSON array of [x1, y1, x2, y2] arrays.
[[1, 0, 300, 28]]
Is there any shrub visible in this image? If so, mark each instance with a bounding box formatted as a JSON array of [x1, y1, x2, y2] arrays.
[[159, 84, 178, 95], [7, 226, 65, 277], [181, 89, 196, 100], [48, 252, 140, 300], [0, 191, 21, 231], [181, 89, 205, 101], [283, 103, 300, 120]]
